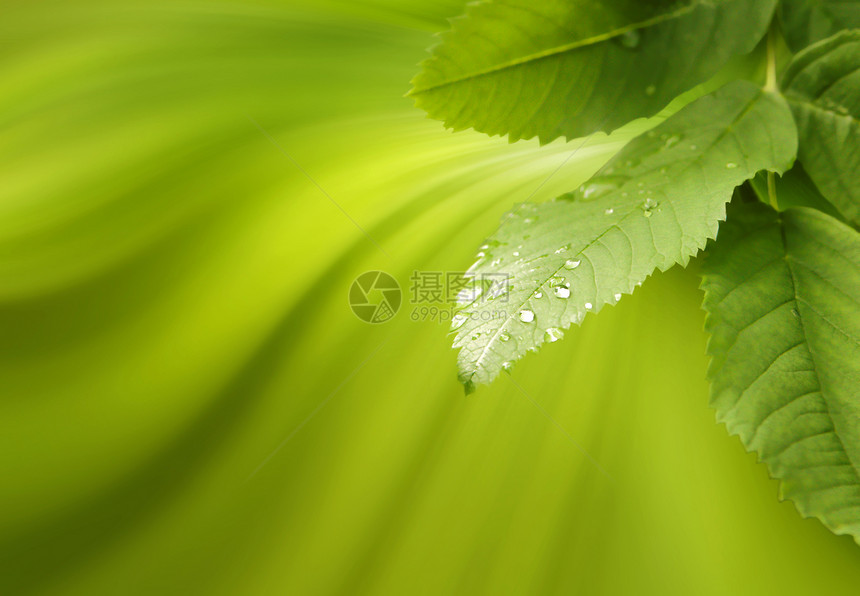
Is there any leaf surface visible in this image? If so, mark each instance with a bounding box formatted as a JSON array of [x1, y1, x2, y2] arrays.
[[701, 202, 860, 540], [410, 0, 776, 143], [782, 30, 860, 227], [779, 0, 860, 51], [454, 81, 797, 389]]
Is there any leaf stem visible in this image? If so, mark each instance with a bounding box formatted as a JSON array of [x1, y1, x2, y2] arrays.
[[767, 172, 779, 210], [765, 20, 779, 210], [765, 20, 778, 93]]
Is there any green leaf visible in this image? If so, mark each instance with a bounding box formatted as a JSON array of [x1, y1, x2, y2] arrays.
[[454, 81, 797, 388], [701, 202, 860, 541], [410, 0, 776, 143], [749, 164, 844, 221], [782, 30, 860, 227], [779, 0, 860, 52]]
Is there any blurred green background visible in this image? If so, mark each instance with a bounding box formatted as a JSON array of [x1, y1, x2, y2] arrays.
[[1, 1, 859, 594]]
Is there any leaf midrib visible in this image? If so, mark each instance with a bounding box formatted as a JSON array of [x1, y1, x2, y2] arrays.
[[463, 88, 765, 383], [410, 0, 703, 95]]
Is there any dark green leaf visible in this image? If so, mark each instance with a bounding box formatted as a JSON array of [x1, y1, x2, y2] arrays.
[[411, 0, 776, 143], [779, 0, 860, 52], [454, 81, 797, 388], [749, 164, 844, 221], [702, 202, 860, 541], [782, 30, 860, 227]]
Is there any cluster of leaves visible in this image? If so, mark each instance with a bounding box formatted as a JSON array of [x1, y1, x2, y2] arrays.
[[411, 1, 860, 542]]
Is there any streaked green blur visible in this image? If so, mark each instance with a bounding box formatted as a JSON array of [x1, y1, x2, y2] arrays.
[[0, 1, 858, 594]]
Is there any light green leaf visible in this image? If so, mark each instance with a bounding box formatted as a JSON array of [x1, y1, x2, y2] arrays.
[[701, 202, 860, 541], [410, 0, 776, 143], [779, 0, 860, 52], [782, 30, 860, 227], [454, 81, 797, 389]]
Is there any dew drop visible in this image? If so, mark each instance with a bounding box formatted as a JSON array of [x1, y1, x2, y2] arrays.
[[605, 208, 615, 215], [502, 361, 513, 371], [554, 287, 571, 299], [726, 162, 738, 169], [690, 144, 698, 151], [519, 310, 535, 323], [545, 328, 564, 343], [617, 29, 641, 49], [452, 314, 467, 330], [645, 84, 656, 96], [512, 251, 520, 257], [573, 175, 627, 202], [664, 134, 681, 148], [549, 276, 565, 286], [499, 332, 510, 342], [585, 302, 593, 310], [641, 197, 659, 217], [564, 259, 581, 270], [614, 293, 623, 301], [555, 244, 570, 254]]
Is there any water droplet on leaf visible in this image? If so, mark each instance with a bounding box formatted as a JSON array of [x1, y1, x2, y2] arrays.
[[641, 197, 659, 217], [573, 175, 626, 202], [519, 310, 535, 323], [545, 328, 564, 343], [617, 29, 641, 49]]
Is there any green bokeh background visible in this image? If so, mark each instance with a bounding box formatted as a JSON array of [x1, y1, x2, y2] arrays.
[[1, 1, 858, 594]]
